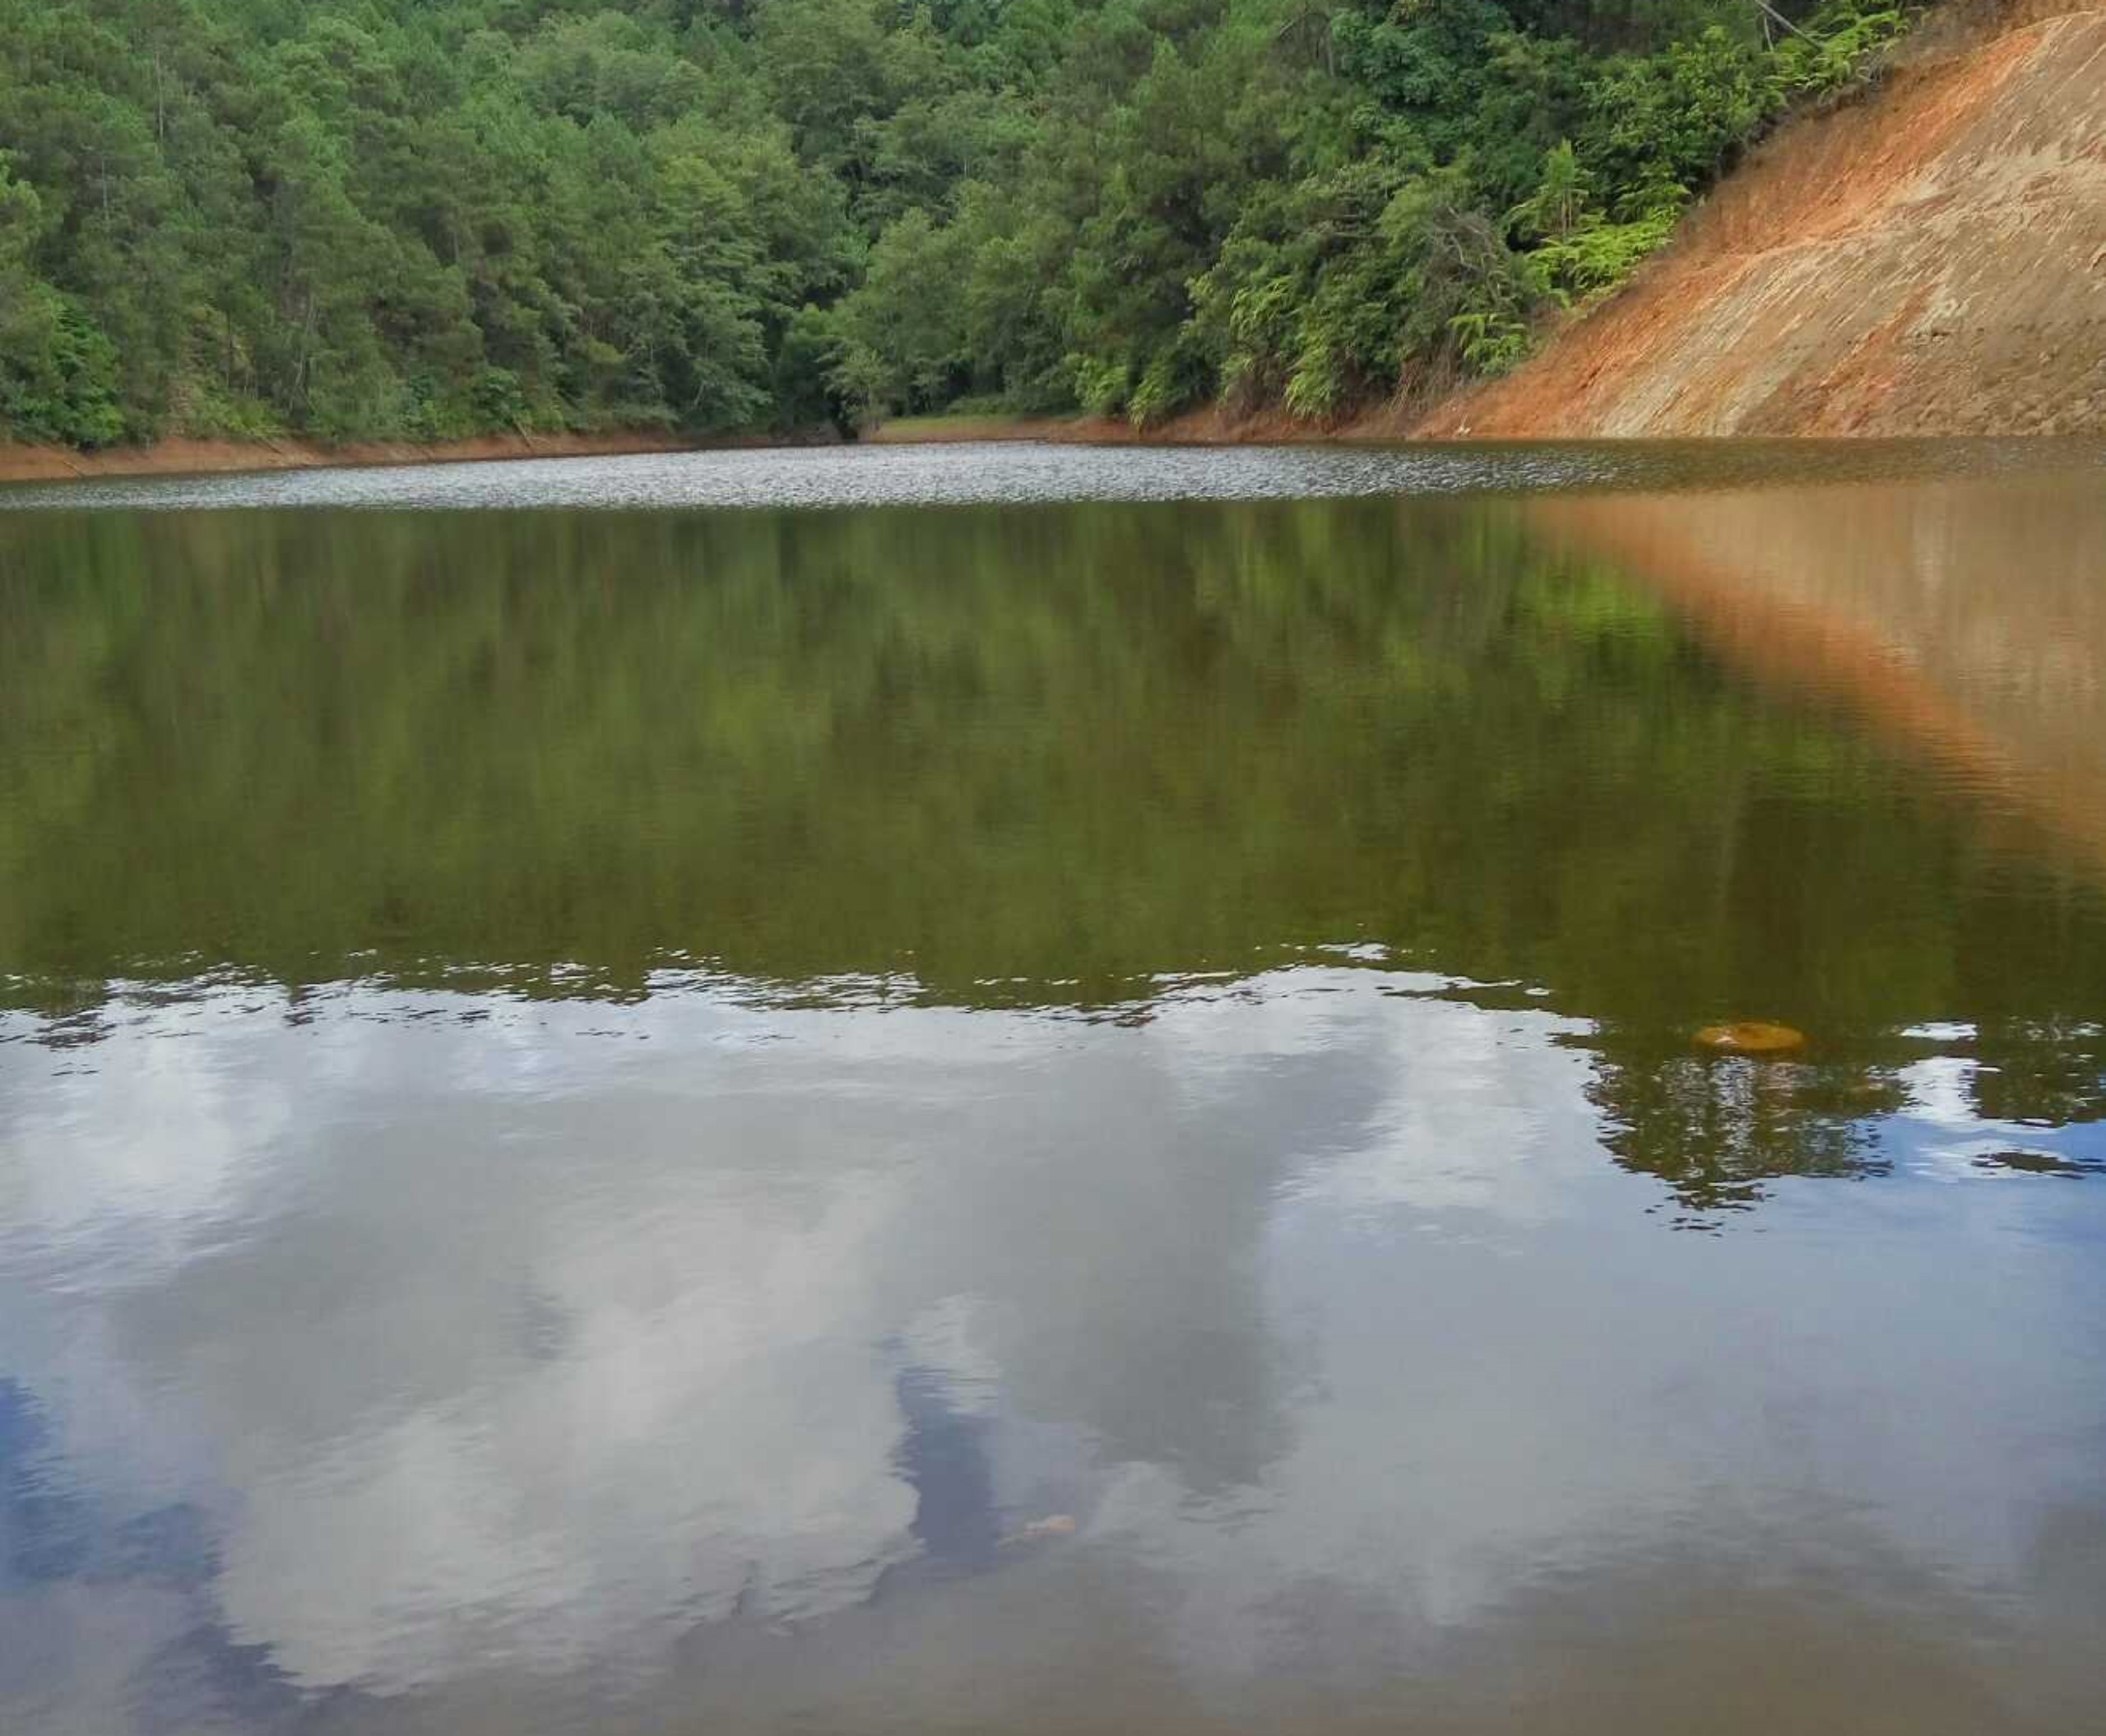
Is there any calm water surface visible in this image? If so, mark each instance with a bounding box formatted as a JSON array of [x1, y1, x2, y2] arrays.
[[2, 443, 2103, 1734]]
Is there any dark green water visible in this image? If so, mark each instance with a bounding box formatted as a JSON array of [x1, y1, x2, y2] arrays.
[[1, 444, 2102, 1734]]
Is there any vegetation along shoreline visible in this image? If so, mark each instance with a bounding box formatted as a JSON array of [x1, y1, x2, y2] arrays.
[[3, 0, 1951, 466]]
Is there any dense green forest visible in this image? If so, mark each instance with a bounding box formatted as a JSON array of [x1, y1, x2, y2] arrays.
[[0, 0, 1908, 446]]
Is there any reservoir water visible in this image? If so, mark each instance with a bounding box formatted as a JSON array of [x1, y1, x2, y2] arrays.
[[2, 441, 2103, 1734]]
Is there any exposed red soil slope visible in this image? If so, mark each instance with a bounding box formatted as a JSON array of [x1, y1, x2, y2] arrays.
[[1420, 6, 2106, 437]]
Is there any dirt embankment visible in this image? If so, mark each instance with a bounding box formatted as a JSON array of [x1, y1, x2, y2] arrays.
[[1422, 5, 2106, 438], [860, 407, 1348, 445], [0, 428, 802, 486]]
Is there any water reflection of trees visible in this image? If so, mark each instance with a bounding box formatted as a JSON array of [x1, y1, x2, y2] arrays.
[[1584, 1042, 1902, 1214], [1969, 1022, 2106, 1127], [4, 494, 2104, 1200], [1584, 1019, 2106, 1212]]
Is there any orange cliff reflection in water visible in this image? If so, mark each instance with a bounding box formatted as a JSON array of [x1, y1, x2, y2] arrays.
[[1525, 464, 2106, 1216], [1526, 466, 2106, 883]]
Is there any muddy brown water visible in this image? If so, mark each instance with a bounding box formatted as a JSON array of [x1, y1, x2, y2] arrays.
[[2, 441, 2103, 1735]]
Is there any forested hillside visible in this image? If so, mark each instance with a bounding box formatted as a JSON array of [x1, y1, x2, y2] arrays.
[[0, 0, 1909, 448]]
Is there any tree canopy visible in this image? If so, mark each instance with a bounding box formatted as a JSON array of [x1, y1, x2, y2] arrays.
[[0, 0, 1908, 445]]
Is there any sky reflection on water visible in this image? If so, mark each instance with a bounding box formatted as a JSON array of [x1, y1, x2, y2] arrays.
[[2, 968, 2101, 1734]]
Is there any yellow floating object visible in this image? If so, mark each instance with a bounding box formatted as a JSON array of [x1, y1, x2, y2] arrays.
[[1001, 1514, 1079, 1548], [1020, 1514, 1077, 1539], [1695, 1020, 1806, 1055]]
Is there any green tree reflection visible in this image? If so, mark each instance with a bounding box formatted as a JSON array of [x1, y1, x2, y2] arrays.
[[4, 494, 2102, 1201]]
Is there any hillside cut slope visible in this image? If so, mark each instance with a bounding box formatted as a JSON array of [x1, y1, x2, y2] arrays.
[[1421, 7, 2106, 437]]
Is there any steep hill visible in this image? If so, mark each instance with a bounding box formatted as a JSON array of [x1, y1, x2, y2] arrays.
[[1420, 5, 2106, 437]]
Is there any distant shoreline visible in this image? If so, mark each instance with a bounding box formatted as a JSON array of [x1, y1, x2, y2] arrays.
[[0, 429, 791, 487], [0, 420, 1102, 487], [0, 406, 1449, 488]]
